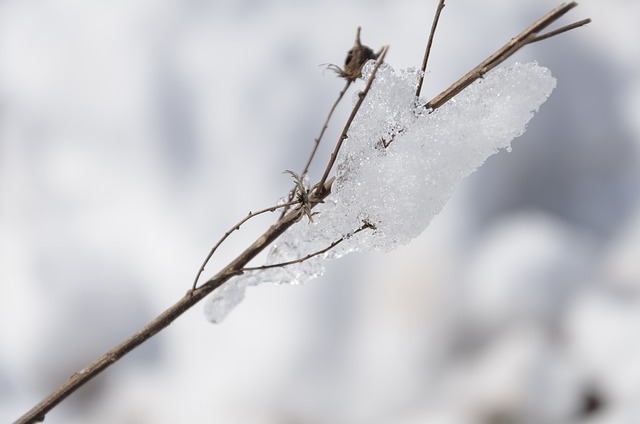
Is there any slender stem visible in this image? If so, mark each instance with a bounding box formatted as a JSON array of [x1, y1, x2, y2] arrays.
[[13, 44, 392, 423], [15, 271, 234, 424], [242, 237, 343, 271], [302, 80, 353, 179], [527, 18, 591, 44], [14, 182, 334, 424], [241, 224, 372, 272], [14, 3, 590, 422], [192, 200, 299, 290], [316, 46, 388, 193], [415, 0, 446, 99], [279, 80, 352, 220], [425, 2, 585, 110]]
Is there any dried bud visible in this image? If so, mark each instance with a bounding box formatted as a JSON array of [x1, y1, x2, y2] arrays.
[[326, 27, 380, 82], [343, 27, 378, 80]]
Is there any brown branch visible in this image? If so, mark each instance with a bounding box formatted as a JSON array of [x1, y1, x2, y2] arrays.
[[241, 223, 373, 272], [316, 46, 389, 193], [14, 43, 389, 424], [281, 27, 380, 219], [301, 80, 352, 180], [425, 1, 588, 110], [192, 200, 300, 291], [14, 180, 333, 424], [527, 18, 591, 44], [279, 79, 352, 220], [14, 269, 238, 424], [14, 3, 590, 422], [415, 0, 446, 99]]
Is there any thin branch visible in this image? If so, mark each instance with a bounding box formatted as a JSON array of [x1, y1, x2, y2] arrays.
[[281, 27, 380, 219], [14, 3, 590, 422], [15, 40, 392, 421], [14, 180, 335, 424], [192, 200, 300, 291], [378, 127, 405, 149], [14, 269, 239, 424], [527, 18, 591, 44], [279, 80, 352, 220], [415, 0, 446, 99], [425, 1, 587, 110], [241, 223, 373, 272], [301, 80, 352, 180], [316, 46, 389, 194]]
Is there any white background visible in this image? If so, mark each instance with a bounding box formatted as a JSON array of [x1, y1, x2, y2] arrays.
[[2, 1, 639, 423]]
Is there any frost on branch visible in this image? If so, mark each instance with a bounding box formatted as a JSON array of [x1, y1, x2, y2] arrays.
[[205, 61, 556, 323]]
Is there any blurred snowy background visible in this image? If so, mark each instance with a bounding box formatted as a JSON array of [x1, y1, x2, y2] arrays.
[[1, 0, 639, 423]]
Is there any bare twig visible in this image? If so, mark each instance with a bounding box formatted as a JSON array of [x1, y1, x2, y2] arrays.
[[14, 3, 590, 422], [281, 27, 380, 219], [14, 179, 334, 424], [241, 223, 373, 272], [300, 80, 352, 180], [527, 18, 591, 43], [192, 200, 300, 291], [415, 0, 446, 99], [279, 79, 351, 220], [425, 2, 589, 110], [14, 40, 389, 424], [316, 46, 389, 194]]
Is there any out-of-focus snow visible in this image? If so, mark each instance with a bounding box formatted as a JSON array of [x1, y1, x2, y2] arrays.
[[206, 62, 555, 323], [2, 1, 640, 424]]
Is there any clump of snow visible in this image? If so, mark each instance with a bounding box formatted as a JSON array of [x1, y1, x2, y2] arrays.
[[205, 61, 556, 323]]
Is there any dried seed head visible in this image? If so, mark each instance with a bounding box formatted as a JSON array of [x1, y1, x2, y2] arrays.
[[284, 170, 316, 223], [325, 27, 380, 82], [343, 27, 378, 81]]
